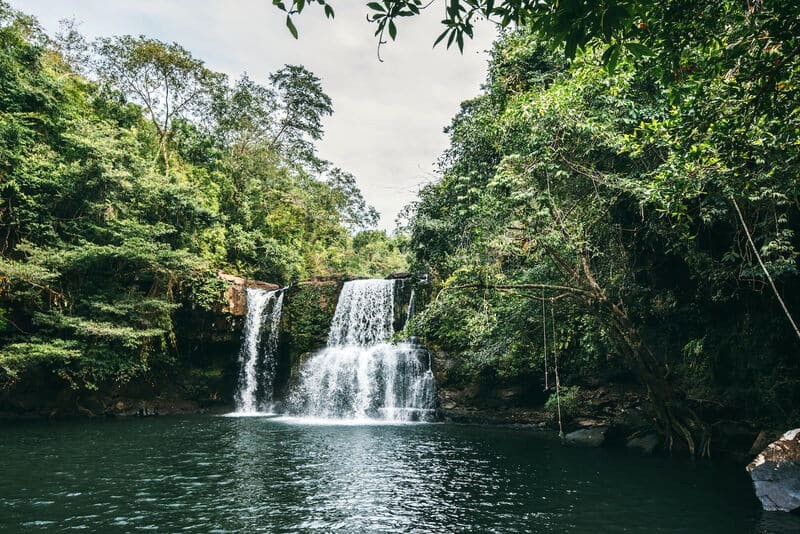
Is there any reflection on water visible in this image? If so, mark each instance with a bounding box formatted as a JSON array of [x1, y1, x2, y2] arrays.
[[1, 416, 797, 533]]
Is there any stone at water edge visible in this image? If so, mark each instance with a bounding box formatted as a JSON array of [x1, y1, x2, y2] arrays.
[[626, 433, 661, 454], [565, 427, 608, 447], [749, 430, 782, 456], [746, 428, 800, 512]]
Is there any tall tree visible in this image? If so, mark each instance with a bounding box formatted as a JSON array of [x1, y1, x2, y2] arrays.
[[93, 35, 225, 176], [268, 64, 333, 158]]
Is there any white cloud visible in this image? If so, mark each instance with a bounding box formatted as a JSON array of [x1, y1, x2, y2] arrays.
[[11, 0, 495, 230]]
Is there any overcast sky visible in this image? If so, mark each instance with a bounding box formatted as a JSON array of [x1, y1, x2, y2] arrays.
[[10, 0, 495, 231]]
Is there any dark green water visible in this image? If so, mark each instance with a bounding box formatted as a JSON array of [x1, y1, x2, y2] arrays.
[[1, 416, 797, 533]]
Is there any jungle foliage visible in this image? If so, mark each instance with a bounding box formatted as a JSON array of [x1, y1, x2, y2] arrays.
[[405, 1, 800, 450], [0, 3, 404, 391]]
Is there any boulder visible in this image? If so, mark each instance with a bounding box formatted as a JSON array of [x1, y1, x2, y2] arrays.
[[746, 428, 800, 512], [565, 426, 608, 447], [217, 271, 279, 316], [626, 433, 660, 454], [749, 430, 783, 456]]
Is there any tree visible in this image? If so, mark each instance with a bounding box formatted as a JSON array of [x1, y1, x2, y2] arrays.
[[325, 168, 380, 231], [211, 65, 334, 164], [269, 64, 333, 158], [212, 74, 278, 153], [93, 35, 225, 176], [53, 18, 90, 75], [201, 66, 382, 280]]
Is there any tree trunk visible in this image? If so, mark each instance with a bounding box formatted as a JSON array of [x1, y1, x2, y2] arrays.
[[598, 298, 709, 456], [160, 136, 169, 177], [575, 249, 709, 456]]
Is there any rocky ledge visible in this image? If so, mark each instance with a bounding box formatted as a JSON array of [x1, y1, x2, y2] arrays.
[[747, 428, 800, 512], [217, 271, 280, 316]]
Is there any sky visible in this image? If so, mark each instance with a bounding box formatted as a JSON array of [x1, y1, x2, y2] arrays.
[[10, 0, 496, 231]]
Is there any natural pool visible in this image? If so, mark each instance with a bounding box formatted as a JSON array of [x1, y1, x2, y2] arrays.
[[1, 416, 798, 532]]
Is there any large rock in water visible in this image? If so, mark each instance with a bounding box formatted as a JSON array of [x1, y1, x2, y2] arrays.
[[626, 433, 661, 454], [217, 271, 279, 316], [746, 428, 800, 512], [565, 427, 607, 447]]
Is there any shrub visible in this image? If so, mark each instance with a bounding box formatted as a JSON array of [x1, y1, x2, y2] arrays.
[[545, 385, 580, 421]]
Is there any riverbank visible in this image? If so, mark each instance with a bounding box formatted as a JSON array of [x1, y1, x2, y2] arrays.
[[0, 372, 235, 421], [0, 377, 774, 465], [437, 379, 790, 465]]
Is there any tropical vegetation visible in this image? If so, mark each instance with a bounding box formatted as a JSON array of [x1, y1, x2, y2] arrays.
[[0, 2, 403, 392], [403, 0, 800, 453]]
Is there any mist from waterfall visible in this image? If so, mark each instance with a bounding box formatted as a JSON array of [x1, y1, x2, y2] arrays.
[[289, 279, 436, 421], [234, 288, 284, 414]]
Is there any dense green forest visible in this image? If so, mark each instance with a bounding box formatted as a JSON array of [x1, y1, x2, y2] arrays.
[[2, 0, 799, 456], [4, 2, 800, 529], [403, 1, 800, 452], [0, 2, 405, 393]]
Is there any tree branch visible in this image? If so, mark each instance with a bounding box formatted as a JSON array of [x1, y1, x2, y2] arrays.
[[440, 282, 591, 298], [731, 196, 800, 344]]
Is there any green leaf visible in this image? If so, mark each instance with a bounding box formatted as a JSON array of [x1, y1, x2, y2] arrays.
[[607, 46, 620, 73], [624, 42, 654, 58], [286, 16, 298, 39], [433, 28, 449, 47], [388, 20, 397, 40], [564, 37, 578, 59], [601, 43, 620, 66]]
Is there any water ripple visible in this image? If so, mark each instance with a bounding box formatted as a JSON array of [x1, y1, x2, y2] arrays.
[[0, 417, 795, 533]]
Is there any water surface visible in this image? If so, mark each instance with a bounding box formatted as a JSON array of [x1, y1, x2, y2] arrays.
[[1, 416, 797, 532]]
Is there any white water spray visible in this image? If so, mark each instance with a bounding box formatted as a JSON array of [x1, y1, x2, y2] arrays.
[[290, 279, 436, 421], [406, 288, 416, 327], [234, 288, 284, 413], [328, 279, 395, 346]]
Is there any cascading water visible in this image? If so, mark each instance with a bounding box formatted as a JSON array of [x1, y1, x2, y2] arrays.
[[289, 279, 436, 421], [406, 288, 416, 326], [234, 288, 284, 414], [327, 279, 395, 346]]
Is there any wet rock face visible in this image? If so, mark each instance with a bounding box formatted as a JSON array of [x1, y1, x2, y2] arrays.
[[749, 430, 783, 456], [746, 428, 800, 512], [565, 427, 608, 447], [217, 271, 279, 316]]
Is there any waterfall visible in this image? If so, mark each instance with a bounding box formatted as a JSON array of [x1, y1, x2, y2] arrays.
[[289, 279, 436, 421], [327, 279, 395, 346], [234, 288, 284, 413], [406, 288, 415, 327]]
